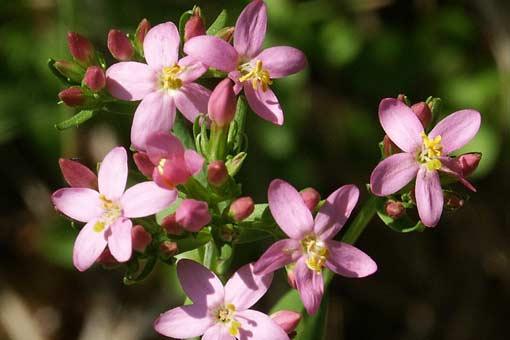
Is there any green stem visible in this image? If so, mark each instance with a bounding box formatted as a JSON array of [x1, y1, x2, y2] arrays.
[[209, 123, 229, 160]]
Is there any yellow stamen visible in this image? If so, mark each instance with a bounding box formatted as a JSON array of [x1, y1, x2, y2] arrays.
[[238, 60, 272, 92], [301, 235, 329, 273], [98, 194, 122, 227], [229, 320, 241, 336], [93, 221, 106, 233], [419, 132, 443, 171], [157, 158, 167, 175], [160, 65, 183, 90]]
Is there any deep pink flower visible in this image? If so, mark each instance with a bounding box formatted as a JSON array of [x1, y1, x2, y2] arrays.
[[370, 98, 481, 227], [106, 22, 210, 150], [254, 180, 377, 315], [154, 259, 289, 340], [51, 147, 177, 271], [184, 0, 307, 125], [175, 199, 211, 232]]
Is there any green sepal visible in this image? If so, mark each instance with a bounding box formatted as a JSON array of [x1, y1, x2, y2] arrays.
[[48, 58, 80, 85], [225, 152, 247, 177], [55, 110, 95, 130], [123, 256, 157, 285], [178, 9, 194, 44], [206, 10, 228, 35]]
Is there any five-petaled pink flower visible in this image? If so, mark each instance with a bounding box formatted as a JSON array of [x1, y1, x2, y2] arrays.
[[184, 0, 307, 125], [51, 147, 177, 271], [106, 22, 210, 150], [254, 179, 377, 315], [154, 259, 289, 340], [370, 98, 481, 227]]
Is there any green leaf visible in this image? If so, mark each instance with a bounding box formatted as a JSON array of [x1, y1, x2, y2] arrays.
[[54, 110, 95, 130], [173, 114, 195, 150], [176, 229, 212, 253], [207, 10, 228, 35]]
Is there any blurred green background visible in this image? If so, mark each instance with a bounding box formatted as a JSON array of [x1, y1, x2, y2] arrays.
[[1, 0, 509, 339]]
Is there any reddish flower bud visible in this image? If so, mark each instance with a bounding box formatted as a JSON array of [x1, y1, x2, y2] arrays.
[[97, 248, 118, 267], [54, 60, 84, 83], [184, 9, 206, 42], [83, 66, 105, 92], [133, 152, 155, 178], [58, 86, 85, 107], [216, 27, 235, 42], [229, 197, 254, 222], [107, 29, 134, 61], [411, 102, 432, 128], [59, 158, 97, 189], [456, 152, 481, 177], [131, 225, 152, 253], [383, 135, 400, 157], [67, 32, 94, 65], [159, 241, 178, 258], [271, 311, 301, 334], [444, 192, 464, 211], [208, 78, 237, 127], [385, 200, 405, 219], [300, 187, 321, 212], [207, 160, 229, 186], [176, 199, 211, 232], [161, 213, 184, 235], [135, 18, 151, 46]]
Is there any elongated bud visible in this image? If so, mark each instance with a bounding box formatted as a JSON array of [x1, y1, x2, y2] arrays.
[[271, 311, 301, 334], [161, 213, 184, 235], [58, 86, 86, 107], [67, 32, 94, 65], [216, 27, 235, 42], [108, 29, 134, 61], [207, 160, 229, 186], [225, 152, 247, 176], [208, 78, 237, 127], [444, 192, 464, 211], [131, 225, 152, 253], [385, 200, 405, 219], [54, 60, 84, 83], [176, 199, 211, 232], [456, 152, 481, 177], [411, 102, 432, 128], [133, 152, 154, 178], [229, 197, 254, 222], [59, 158, 97, 189], [184, 8, 206, 41], [300, 187, 320, 212], [159, 241, 178, 258], [135, 18, 151, 46], [83, 66, 105, 92], [383, 135, 400, 157]]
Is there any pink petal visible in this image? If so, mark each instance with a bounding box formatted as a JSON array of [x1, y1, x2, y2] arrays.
[[174, 83, 211, 123], [106, 62, 157, 100], [184, 35, 239, 72], [236, 309, 289, 340], [178, 56, 208, 83], [254, 239, 301, 275], [133, 152, 155, 178], [244, 84, 283, 125], [439, 157, 476, 192], [268, 179, 314, 240], [255, 46, 307, 78], [121, 182, 177, 218], [146, 132, 184, 164], [294, 258, 324, 315], [415, 167, 443, 227], [143, 22, 180, 69], [234, 0, 267, 59], [51, 188, 102, 223], [177, 259, 225, 308], [202, 324, 234, 340], [58, 158, 97, 189], [73, 218, 108, 272], [184, 150, 204, 176], [130, 91, 176, 151], [429, 109, 481, 154], [107, 218, 132, 262], [325, 240, 377, 278], [153, 156, 192, 189], [154, 304, 213, 338], [314, 185, 359, 240], [370, 152, 420, 196], [224, 263, 273, 310], [379, 98, 423, 152], [98, 146, 128, 200]]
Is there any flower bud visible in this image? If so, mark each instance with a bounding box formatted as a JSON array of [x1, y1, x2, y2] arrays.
[[456, 152, 481, 177], [184, 8, 206, 42], [58, 86, 86, 107], [176, 199, 211, 232], [444, 192, 464, 211], [107, 29, 134, 61], [133, 152, 154, 178], [161, 213, 184, 235], [300, 187, 320, 212], [207, 160, 229, 186], [67, 32, 95, 65], [135, 18, 151, 46], [131, 225, 152, 253], [59, 158, 97, 189], [385, 200, 405, 219], [411, 102, 432, 128], [54, 60, 84, 83], [97, 248, 118, 267], [216, 27, 235, 42], [225, 152, 247, 177], [159, 241, 178, 258], [208, 78, 237, 127], [270, 311, 301, 334], [286, 266, 297, 289], [83, 66, 106, 92], [229, 197, 254, 222], [383, 135, 400, 157]]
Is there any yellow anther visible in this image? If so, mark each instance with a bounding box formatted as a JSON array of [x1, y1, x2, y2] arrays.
[[238, 60, 272, 92], [160, 65, 183, 90], [419, 132, 443, 171], [229, 320, 241, 336], [157, 158, 167, 176], [98, 194, 122, 223], [93, 221, 106, 233], [301, 235, 329, 273]]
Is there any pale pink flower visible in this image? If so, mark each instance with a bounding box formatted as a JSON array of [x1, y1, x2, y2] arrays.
[[254, 179, 377, 315], [184, 0, 307, 125], [51, 147, 177, 271], [155, 259, 289, 340], [106, 22, 210, 150], [370, 98, 481, 227]]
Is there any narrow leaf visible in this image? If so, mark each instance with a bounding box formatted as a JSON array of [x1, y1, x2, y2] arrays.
[[206, 10, 228, 35], [55, 110, 95, 130]]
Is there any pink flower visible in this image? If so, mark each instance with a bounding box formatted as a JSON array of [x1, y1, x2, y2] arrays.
[[254, 180, 377, 315], [175, 199, 211, 232], [154, 259, 289, 340], [370, 98, 481, 227], [51, 147, 177, 271], [106, 22, 211, 150], [184, 0, 307, 125]]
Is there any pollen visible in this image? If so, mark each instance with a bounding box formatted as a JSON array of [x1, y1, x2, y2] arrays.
[[98, 194, 122, 226], [93, 221, 106, 233], [419, 132, 443, 171], [214, 304, 240, 335], [301, 235, 329, 273], [160, 65, 183, 90], [238, 60, 272, 92]]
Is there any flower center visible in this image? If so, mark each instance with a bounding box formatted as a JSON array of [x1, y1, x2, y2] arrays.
[[94, 194, 122, 232], [301, 235, 329, 272], [418, 132, 443, 171], [214, 304, 241, 336], [160, 65, 183, 90], [238, 60, 272, 92]]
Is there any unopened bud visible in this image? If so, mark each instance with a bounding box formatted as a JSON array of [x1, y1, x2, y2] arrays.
[[411, 102, 432, 128], [58, 86, 86, 107], [456, 152, 481, 177], [67, 32, 95, 65], [97, 248, 118, 267], [108, 29, 134, 61], [59, 158, 97, 189], [83, 66, 105, 92], [207, 160, 229, 186], [286, 266, 297, 289], [54, 60, 84, 83], [161, 213, 184, 235], [135, 18, 151, 46], [133, 152, 154, 178], [225, 152, 247, 177], [396, 94, 410, 106], [300, 187, 320, 212], [215, 27, 235, 42], [444, 192, 464, 211], [271, 311, 301, 334], [176, 199, 211, 232], [385, 200, 405, 219], [184, 8, 206, 42], [208, 78, 237, 127], [383, 135, 400, 157], [159, 241, 178, 258], [229, 197, 254, 222], [131, 225, 152, 253]]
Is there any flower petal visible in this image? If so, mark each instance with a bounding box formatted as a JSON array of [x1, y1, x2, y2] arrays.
[[236, 309, 289, 340], [429, 109, 481, 154], [143, 22, 179, 69], [174, 83, 211, 123], [146, 132, 184, 164], [370, 152, 420, 196], [121, 182, 177, 218], [184, 149, 204, 175], [51, 188, 102, 223], [224, 263, 273, 310], [107, 218, 132, 262], [202, 324, 235, 340], [130, 91, 176, 151], [178, 56, 208, 83], [234, 0, 267, 58], [184, 35, 238, 72], [58, 158, 97, 189], [439, 157, 476, 192], [72, 218, 108, 272], [254, 239, 301, 275], [177, 259, 225, 308], [106, 62, 157, 100], [415, 167, 444, 227], [154, 304, 213, 338], [244, 85, 284, 125], [268, 179, 314, 239], [314, 185, 359, 240], [255, 46, 307, 78], [98, 146, 128, 200], [325, 240, 377, 278], [379, 98, 423, 152], [294, 258, 324, 315]]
